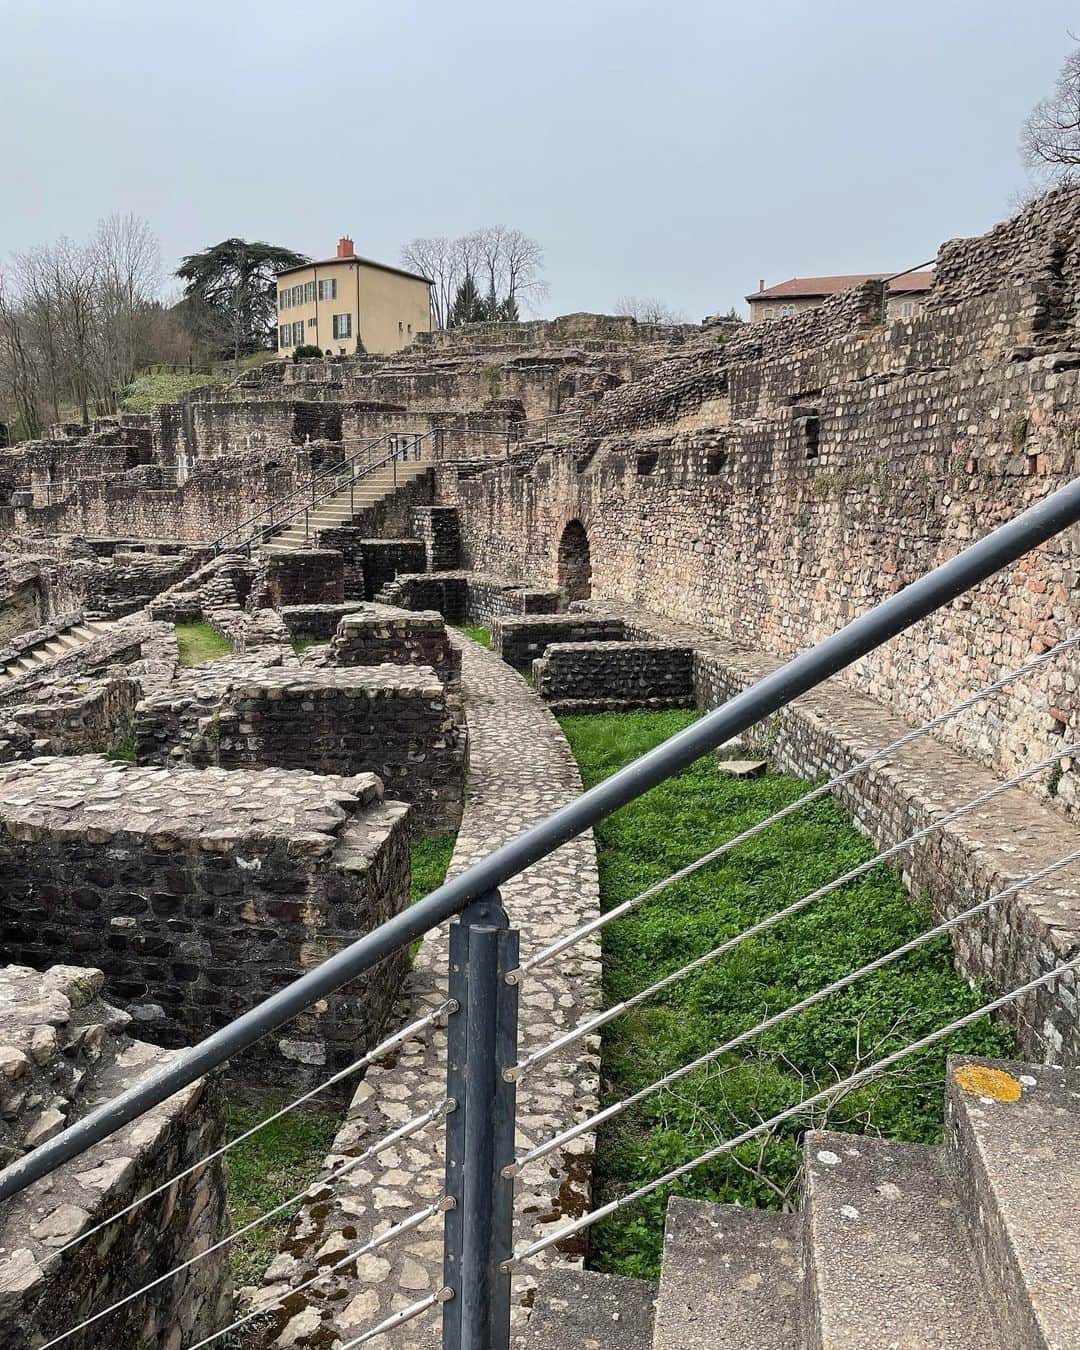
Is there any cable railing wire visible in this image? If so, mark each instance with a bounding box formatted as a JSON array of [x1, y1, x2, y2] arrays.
[[339, 1289, 454, 1348], [39, 1100, 450, 1348], [504, 953, 1080, 1270], [514, 630, 1080, 980], [51, 1000, 452, 1258], [508, 845, 1080, 1174], [510, 738, 1078, 1079]]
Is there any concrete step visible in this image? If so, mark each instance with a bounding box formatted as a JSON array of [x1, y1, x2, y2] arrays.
[[652, 1198, 801, 1349], [517, 1268, 655, 1349], [803, 1130, 1003, 1350], [945, 1056, 1080, 1350]]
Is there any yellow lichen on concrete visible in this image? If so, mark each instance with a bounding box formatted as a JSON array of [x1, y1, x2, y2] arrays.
[[953, 1064, 1023, 1102]]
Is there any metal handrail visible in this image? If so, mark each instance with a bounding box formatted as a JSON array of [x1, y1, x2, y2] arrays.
[[209, 431, 399, 554], [1, 476, 1078, 1349]]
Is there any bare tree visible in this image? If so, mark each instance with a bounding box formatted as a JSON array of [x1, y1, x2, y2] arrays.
[[92, 213, 160, 397], [614, 295, 688, 325], [1021, 39, 1080, 185], [0, 269, 44, 441], [402, 226, 545, 328], [401, 235, 463, 330]]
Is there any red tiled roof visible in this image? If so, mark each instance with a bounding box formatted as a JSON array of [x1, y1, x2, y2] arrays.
[[747, 271, 934, 303]]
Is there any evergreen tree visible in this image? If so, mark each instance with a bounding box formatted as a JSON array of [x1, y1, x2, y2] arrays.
[[448, 273, 489, 327]]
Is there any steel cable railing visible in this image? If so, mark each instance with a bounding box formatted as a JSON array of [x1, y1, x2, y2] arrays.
[[513, 630, 1080, 980], [39, 1102, 450, 1348], [506, 845, 1080, 1175], [509, 738, 1078, 1079], [48, 1000, 453, 1259], [504, 954, 1080, 1270]]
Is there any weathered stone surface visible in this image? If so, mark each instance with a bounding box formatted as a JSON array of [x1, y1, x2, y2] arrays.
[[0, 757, 411, 1092], [134, 658, 466, 833], [0, 961, 230, 1347], [533, 640, 695, 712]]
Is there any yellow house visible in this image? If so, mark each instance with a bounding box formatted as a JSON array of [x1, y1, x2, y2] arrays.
[[276, 237, 433, 357]]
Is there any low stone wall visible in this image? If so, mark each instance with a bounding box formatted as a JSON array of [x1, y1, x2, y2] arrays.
[[0, 757, 411, 1093], [533, 639, 695, 711], [412, 505, 461, 569], [135, 661, 467, 833], [581, 598, 1080, 1066], [492, 613, 626, 670], [0, 963, 231, 1348], [250, 549, 344, 608], [279, 602, 366, 640], [6, 673, 140, 756], [378, 569, 560, 626], [360, 539, 427, 600], [326, 605, 461, 688]]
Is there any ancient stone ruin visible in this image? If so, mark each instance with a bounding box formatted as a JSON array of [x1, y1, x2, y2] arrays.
[[0, 193, 1076, 1346]]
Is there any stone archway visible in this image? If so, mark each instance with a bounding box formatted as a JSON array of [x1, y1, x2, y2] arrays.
[[558, 519, 592, 603]]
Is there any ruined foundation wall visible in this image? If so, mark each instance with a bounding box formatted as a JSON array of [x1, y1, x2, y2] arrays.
[[0, 759, 411, 1093], [0, 962, 230, 1349]]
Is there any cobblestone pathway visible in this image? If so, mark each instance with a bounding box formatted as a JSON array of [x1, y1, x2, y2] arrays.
[[248, 634, 602, 1347]]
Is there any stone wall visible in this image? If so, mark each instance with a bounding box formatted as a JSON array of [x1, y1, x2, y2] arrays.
[[412, 505, 461, 570], [533, 640, 695, 712], [0, 757, 411, 1093], [0, 962, 231, 1348], [5, 673, 140, 757], [492, 612, 627, 670], [325, 606, 461, 688], [250, 549, 345, 609], [134, 661, 467, 833], [377, 569, 560, 627], [438, 188, 1080, 817]]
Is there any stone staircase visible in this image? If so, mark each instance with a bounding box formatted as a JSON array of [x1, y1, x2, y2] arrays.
[[519, 1057, 1079, 1349], [258, 456, 433, 552], [0, 619, 113, 685]]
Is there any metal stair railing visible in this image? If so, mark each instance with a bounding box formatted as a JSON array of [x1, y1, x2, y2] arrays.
[[0, 477, 1077, 1350], [209, 430, 431, 555]]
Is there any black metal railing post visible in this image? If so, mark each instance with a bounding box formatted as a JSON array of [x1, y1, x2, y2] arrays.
[[443, 892, 518, 1350]]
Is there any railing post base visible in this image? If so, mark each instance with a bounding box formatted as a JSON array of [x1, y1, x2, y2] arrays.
[[443, 892, 518, 1350]]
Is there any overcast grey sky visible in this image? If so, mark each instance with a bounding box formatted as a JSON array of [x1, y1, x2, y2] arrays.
[[1, 1, 1074, 319]]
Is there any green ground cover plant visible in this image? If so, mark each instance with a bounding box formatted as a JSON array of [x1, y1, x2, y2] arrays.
[[560, 709, 1013, 1278], [175, 622, 234, 666], [456, 625, 492, 649]]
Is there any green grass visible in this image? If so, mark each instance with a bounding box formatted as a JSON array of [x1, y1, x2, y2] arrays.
[[560, 710, 1013, 1278], [456, 625, 492, 649], [291, 638, 321, 656], [106, 734, 136, 763], [224, 1103, 341, 1288], [411, 832, 457, 905], [175, 622, 235, 667]]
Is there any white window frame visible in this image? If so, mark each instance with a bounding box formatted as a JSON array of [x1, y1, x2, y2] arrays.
[[318, 278, 337, 300], [292, 319, 304, 345], [332, 312, 352, 340], [278, 290, 288, 311], [279, 324, 291, 347], [304, 280, 316, 304]]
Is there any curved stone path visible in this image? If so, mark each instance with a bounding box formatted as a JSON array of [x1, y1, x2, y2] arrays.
[[247, 633, 602, 1347]]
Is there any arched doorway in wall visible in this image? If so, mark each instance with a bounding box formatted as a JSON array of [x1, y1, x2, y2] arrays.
[[558, 519, 592, 603]]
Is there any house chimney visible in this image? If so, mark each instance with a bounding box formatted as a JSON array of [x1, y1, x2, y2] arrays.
[[759, 279, 765, 292], [337, 236, 355, 258]]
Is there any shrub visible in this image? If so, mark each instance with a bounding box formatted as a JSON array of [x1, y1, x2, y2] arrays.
[[292, 344, 323, 362]]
